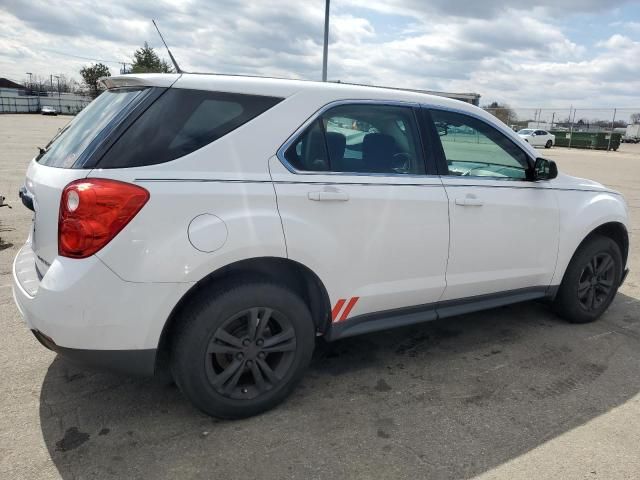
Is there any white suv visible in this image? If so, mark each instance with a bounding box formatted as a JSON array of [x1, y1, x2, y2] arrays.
[[13, 74, 630, 418]]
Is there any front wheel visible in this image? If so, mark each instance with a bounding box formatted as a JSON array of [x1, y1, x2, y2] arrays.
[[545, 140, 553, 148], [553, 235, 623, 323], [171, 282, 315, 419]]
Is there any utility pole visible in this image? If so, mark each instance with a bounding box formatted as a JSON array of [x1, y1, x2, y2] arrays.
[[54, 75, 61, 112], [322, 0, 330, 82], [607, 108, 617, 152], [568, 106, 576, 149], [50, 74, 53, 93]]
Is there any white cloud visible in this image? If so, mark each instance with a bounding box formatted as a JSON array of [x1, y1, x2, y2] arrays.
[[0, 0, 639, 108], [597, 34, 634, 49]]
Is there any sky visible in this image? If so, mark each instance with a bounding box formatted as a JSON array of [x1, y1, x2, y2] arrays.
[[1, 0, 640, 109]]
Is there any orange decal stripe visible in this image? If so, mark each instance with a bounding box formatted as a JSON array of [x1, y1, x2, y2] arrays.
[[339, 297, 360, 321], [331, 299, 346, 322]]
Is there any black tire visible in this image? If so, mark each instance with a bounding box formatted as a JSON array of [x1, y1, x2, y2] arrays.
[[553, 235, 623, 323], [545, 140, 552, 149], [171, 281, 315, 419]]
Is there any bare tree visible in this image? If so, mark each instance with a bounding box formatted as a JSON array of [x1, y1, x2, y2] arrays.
[[483, 101, 517, 125], [631, 113, 640, 125]]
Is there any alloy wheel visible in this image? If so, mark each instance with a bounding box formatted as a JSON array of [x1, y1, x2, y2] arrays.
[[204, 307, 297, 400], [577, 252, 615, 311]]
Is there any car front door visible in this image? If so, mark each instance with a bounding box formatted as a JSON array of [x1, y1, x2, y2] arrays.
[[425, 108, 559, 301], [271, 102, 450, 322]]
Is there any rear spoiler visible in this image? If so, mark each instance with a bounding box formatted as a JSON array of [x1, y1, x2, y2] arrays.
[[99, 74, 181, 90]]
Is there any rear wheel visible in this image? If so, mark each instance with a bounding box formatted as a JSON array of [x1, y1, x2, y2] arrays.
[[545, 140, 552, 148], [171, 281, 315, 418], [553, 235, 622, 323]]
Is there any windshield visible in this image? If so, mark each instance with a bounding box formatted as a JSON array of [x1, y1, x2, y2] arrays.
[[518, 129, 534, 135], [38, 88, 147, 168]]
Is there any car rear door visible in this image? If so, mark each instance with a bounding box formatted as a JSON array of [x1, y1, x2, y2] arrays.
[[271, 101, 450, 323], [424, 107, 559, 301]]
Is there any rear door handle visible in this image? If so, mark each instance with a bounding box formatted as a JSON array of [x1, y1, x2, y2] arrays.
[[308, 190, 349, 202], [455, 196, 483, 207]]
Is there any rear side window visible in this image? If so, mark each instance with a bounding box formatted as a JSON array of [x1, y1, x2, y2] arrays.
[[97, 89, 282, 168], [284, 103, 425, 175]]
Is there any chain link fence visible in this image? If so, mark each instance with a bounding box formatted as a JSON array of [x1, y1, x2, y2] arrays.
[[484, 107, 640, 150]]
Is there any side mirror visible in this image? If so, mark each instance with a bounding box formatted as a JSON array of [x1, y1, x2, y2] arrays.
[[534, 157, 558, 181]]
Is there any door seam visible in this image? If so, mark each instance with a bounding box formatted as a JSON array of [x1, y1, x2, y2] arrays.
[[268, 157, 289, 258]]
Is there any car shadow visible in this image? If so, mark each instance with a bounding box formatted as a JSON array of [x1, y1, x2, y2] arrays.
[[40, 292, 640, 479]]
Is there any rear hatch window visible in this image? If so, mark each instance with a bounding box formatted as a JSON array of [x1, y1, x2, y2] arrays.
[[37, 88, 148, 168]]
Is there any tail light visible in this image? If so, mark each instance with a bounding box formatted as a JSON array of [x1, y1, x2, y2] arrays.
[[58, 179, 149, 258]]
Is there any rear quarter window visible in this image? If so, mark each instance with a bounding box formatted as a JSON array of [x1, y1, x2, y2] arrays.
[[97, 89, 282, 168]]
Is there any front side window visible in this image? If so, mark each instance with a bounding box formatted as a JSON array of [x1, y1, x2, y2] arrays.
[[284, 103, 425, 175], [431, 109, 530, 180]]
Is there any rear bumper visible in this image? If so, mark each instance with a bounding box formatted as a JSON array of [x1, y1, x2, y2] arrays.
[[32, 330, 156, 376], [12, 242, 192, 376]]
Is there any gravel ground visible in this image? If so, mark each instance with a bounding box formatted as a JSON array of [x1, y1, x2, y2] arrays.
[[0, 114, 639, 480]]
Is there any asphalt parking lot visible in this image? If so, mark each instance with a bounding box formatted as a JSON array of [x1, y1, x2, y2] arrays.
[[1, 114, 639, 480]]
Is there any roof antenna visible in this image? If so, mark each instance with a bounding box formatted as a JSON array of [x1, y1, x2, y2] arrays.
[[152, 19, 184, 73]]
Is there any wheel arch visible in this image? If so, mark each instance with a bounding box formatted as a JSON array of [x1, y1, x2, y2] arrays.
[[155, 257, 331, 372], [586, 222, 629, 266], [555, 221, 629, 289]]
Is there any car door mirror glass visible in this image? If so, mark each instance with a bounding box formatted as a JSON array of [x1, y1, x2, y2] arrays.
[[534, 157, 558, 180]]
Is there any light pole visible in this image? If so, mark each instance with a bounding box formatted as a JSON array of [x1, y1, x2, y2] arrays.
[[322, 0, 330, 82]]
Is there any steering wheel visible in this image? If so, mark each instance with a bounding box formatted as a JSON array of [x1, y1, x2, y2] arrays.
[[392, 152, 411, 172], [462, 163, 491, 176]]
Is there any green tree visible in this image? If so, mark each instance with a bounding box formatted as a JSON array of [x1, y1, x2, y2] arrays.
[[80, 63, 111, 98], [131, 42, 173, 73]]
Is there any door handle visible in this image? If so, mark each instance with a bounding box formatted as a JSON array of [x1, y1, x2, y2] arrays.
[[455, 196, 483, 207], [308, 190, 349, 202]]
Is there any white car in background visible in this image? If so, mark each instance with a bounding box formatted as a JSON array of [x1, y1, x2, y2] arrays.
[[518, 129, 555, 148], [41, 106, 58, 116], [13, 74, 630, 419]]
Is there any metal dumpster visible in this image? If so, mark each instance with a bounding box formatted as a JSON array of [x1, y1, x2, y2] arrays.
[[550, 131, 621, 150]]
